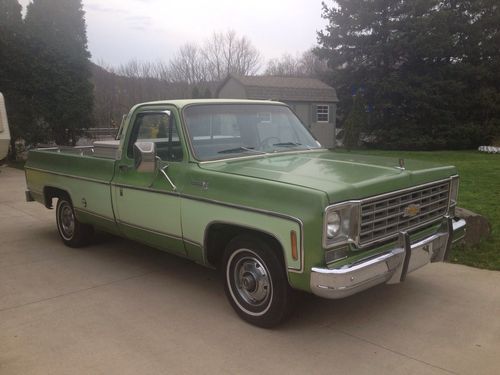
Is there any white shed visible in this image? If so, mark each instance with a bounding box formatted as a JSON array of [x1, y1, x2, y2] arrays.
[[217, 75, 339, 148]]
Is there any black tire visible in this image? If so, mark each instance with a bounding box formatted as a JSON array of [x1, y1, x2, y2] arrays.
[[56, 197, 93, 247], [223, 235, 293, 328]]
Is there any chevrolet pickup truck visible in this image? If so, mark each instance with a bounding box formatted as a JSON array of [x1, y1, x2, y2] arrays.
[[25, 99, 466, 327]]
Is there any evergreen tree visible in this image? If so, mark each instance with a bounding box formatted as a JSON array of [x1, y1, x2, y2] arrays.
[[191, 86, 200, 99], [203, 88, 212, 99], [343, 92, 368, 151], [0, 0, 42, 158], [25, 0, 94, 145], [317, 0, 500, 149], [0, 0, 21, 28]]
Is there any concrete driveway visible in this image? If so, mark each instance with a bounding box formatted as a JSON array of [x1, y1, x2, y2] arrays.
[[1, 166, 499, 375]]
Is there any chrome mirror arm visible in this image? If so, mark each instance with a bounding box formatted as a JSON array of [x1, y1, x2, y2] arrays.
[[160, 165, 177, 191], [149, 156, 177, 191]]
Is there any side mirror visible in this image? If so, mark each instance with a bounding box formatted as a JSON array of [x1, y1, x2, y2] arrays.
[[133, 141, 157, 173]]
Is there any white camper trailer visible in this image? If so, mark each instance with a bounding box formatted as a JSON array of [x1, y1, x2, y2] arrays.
[[0, 93, 11, 160]]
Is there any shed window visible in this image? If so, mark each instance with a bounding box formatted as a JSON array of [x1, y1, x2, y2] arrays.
[[316, 105, 329, 122]]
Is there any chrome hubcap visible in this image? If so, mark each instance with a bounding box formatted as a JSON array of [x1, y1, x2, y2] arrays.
[[60, 204, 75, 239], [234, 255, 271, 307]]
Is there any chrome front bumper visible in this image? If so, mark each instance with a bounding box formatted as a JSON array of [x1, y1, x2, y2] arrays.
[[310, 217, 466, 299]]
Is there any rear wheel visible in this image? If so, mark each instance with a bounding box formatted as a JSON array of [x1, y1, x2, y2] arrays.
[[56, 197, 93, 247], [223, 235, 293, 328]]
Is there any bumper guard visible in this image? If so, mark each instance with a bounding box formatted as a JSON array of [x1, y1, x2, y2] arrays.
[[310, 217, 466, 299]]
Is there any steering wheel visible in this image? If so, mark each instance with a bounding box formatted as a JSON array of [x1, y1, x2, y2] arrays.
[[258, 136, 281, 150]]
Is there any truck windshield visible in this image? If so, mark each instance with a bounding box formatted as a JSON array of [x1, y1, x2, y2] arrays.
[[183, 104, 322, 161]]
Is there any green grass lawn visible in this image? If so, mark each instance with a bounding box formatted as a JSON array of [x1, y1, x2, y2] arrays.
[[338, 149, 500, 270]]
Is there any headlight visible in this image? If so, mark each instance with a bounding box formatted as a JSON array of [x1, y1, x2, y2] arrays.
[[326, 211, 341, 238], [323, 201, 361, 248]]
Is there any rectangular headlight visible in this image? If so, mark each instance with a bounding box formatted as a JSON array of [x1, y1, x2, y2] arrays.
[[323, 201, 361, 248]]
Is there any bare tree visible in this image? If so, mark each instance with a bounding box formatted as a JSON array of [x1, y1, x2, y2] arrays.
[[169, 43, 208, 84], [265, 49, 330, 77], [232, 34, 261, 76], [116, 59, 142, 78], [265, 53, 303, 76], [91, 30, 264, 126], [300, 49, 330, 77], [151, 60, 171, 81], [203, 32, 225, 81], [202, 30, 261, 81]]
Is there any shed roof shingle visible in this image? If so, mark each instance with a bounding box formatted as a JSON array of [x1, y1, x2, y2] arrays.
[[219, 75, 338, 103]]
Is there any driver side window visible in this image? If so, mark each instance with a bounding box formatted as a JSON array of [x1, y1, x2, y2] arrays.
[[128, 111, 183, 162]]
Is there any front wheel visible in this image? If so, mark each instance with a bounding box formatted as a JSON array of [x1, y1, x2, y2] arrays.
[[56, 197, 93, 247], [223, 235, 293, 328]]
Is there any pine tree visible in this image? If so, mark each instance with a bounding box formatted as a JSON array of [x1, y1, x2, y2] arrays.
[[0, 0, 22, 28], [25, 0, 94, 145], [191, 86, 201, 99], [317, 0, 500, 149], [0, 0, 41, 158], [203, 88, 212, 99], [343, 92, 367, 151]]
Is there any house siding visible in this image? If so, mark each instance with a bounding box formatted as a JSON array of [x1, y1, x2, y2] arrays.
[[288, 102, 310, 129]]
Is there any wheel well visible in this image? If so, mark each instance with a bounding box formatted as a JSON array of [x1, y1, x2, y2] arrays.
[[43, 187, 70, 209], [205, 223, 286, 269]]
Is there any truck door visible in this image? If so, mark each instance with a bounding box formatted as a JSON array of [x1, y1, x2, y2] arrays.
[[112, 108, 186, 255]]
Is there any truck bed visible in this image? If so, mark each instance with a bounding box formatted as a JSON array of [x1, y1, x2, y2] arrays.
[[25, 142, 119, 225]]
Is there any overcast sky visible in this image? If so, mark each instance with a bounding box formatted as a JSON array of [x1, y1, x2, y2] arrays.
[[19, 0, 328, 67]]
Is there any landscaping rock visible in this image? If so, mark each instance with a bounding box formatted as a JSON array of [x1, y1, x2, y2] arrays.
[[455, 207, 491, 246]]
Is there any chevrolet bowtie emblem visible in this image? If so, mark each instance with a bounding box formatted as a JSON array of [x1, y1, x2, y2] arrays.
[[404, 204, 421, 218]]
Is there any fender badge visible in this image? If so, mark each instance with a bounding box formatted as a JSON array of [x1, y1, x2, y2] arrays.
[[191, 180, 209, 191]]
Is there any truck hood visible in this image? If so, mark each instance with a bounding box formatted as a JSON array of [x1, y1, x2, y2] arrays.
[[199, 151, 457, 203]]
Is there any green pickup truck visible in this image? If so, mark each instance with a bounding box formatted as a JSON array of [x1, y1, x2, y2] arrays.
[[25, 99, 466, 327]]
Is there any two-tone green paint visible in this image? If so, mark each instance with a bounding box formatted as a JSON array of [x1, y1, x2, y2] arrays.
[[25, 99, 460, 293]]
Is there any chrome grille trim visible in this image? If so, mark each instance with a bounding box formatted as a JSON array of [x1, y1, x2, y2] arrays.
[[359, 180, 451, 246]]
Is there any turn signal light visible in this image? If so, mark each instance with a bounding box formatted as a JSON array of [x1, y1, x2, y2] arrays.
[[291, 230, 298, 260]]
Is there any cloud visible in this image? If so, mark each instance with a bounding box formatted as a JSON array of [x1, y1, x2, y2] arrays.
[[126, 15, 153, 31], [85, 3, 128, 15]]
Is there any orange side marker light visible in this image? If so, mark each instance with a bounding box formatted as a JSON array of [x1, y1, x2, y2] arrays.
[[291, 230, 298, 261]]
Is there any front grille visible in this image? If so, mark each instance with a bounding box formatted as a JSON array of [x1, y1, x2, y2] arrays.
[[359, 181, 450, 245]]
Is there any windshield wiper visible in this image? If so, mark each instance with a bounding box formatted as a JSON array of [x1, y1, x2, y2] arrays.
[[272, 142, 312, 150], [218, 146, 267, 155]]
